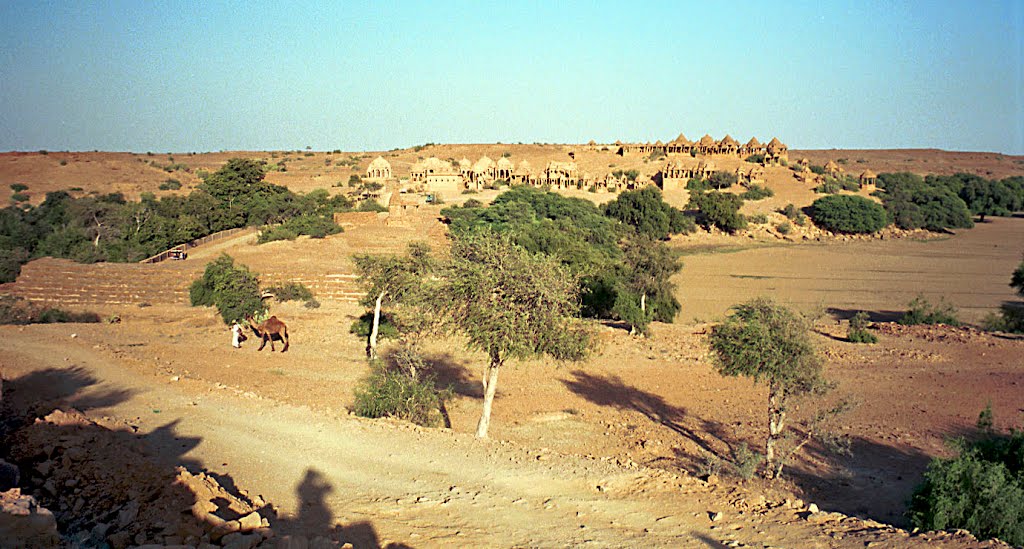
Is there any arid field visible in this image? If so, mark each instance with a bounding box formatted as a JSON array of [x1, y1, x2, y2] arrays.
[[2, 147, 1023, 548]]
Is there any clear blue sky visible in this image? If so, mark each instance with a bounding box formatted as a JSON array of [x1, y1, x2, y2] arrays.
[[1, 0, 1021, 154]]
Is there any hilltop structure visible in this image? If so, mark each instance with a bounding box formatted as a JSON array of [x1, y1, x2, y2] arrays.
[[617, 133, 789, 166]]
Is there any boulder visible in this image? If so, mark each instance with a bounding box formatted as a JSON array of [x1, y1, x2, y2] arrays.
[[0, 488, 60, 548]]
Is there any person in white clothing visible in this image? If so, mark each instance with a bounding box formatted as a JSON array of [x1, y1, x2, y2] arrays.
[[231, 321, 247, 348]]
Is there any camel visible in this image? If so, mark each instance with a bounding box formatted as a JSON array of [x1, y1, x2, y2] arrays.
[[245, 315, 289, 352]]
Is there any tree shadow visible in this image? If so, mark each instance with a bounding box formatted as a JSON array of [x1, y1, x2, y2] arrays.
[[825, 307, 904, 323], [561, 371, 734, 460], [0, 366, 135, 434], [784, 434, 933, 527], [380, 348, 478, 399], [272, 468, 414, 548]]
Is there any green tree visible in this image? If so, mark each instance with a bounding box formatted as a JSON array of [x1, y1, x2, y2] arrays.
[[708, 298, 830, 478], [353, 242, 436, 359], [189, 254, 264, 324], [615, 236, 682, 335], [604, 186, 690, 240], [689, 191, 747, 233], [810, 195, 889, 234], [708, 171, 738, 189], [1012, 259, 1024, 297], [427, 230, 593, 438], [199, 158, 271, 211], [959, 179, 1015, 221]]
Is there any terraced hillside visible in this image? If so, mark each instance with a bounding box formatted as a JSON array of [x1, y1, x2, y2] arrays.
[[0, 208, 448, 308]]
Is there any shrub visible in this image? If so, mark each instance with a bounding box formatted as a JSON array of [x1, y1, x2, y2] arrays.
[[0, 296, 101, 324], [159, 178, 182, 191], [708, 170, 738, 189], [689, 191, 747, 233], [11, 193, 29, 203], [981, 304, 1024, 334], [686, 178, 711, 192], [10, 183, 28, 192], [810, 195, 888, 234], [353, 360, 452, 427], [749, 213, 768, 224], [303, 298, 321, 309], [745, 154, 765, 164], [350, 311, 400, 340], [264, 282, 314, 302], [776, 222, 791, 235], [847, 311, 878, 343], [900, 295, 960, 326], [909, 414, 1024, 545], [462, 198, 483, 208], [189, 254, 265, 324], [59, 159, 67, 166], [874, 172, 974, 231], [814, 180, 841, 194], [741, 184, 774, 200], [732, 442, 764, 480], [357, 200, 388, 213]]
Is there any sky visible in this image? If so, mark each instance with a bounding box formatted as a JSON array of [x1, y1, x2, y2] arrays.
[[0, 0, 1021, 154]]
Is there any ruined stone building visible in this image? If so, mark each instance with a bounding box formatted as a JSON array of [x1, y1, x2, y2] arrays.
[[365, 156, 393, 181], [409, 157, 463, 193], [617, 133, 787, 165]]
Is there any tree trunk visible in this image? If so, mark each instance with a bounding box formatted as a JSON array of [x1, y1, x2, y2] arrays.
[[640, 292, 646, 314], [476, 352, 502, 438], [765, 381, 786, 479], [368, 290, 385, 360]]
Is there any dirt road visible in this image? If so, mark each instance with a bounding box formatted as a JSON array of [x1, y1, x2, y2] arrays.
[[5, 324, 999, 548]]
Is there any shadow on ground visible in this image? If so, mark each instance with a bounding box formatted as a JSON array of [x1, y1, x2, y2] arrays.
[[562, 370, 734, 460]]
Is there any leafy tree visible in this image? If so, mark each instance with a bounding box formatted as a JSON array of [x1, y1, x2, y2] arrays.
[[604, 186, 688, 240], [614, 236, 682, 335], [689, 191, 747, 233], [199, 158, 270, 210], [810, 195, 888, 234], [910, 411, 1024, 545], [959, 179, 1015, 221], [353, 242, 436, 359], [1012, 259, 1024, 297], [847, 311, 877, 343], [874, 172, 974, 231], [189, 254, 264, 324], [426, 230, 592, 438], [708, 170, 738, 189], [709, 298, 830, 478]]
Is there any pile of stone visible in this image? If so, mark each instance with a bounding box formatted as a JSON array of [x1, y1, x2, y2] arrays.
[[2, 408, 287, 548]]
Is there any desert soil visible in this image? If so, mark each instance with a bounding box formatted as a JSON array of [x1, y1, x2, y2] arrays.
[[2, 149, 1023, 548]]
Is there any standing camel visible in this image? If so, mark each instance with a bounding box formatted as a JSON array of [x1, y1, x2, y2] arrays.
[[245, 315, 290, 352]]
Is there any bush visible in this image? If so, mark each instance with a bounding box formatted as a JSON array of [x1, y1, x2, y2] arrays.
[[708, 171, 738, 189], [686, 178, 710, 192], [741, 185, 774, 200], [909, 414, 1024, 545], [189, 254, 265, 324], [810, 195, 888, 234], [847, 311, 878, 343], [10, 183, 28, 192], [814, 180, 841, 194], [257, 215, 342, 243], [745, 154, 764, 164], [0, 296, 101, 325], [357, 200, 388, 213], [11, 193, 29, 202], [776, 222, 791, 235], [900, 295, 960, 326], [982, 305, 1024, 334], [748, 213, 768, 224], [159, 178, 182, 191], [875, 172, 974, 231], [350, 311, 400, 340], [689, 191, 747, 233], [353, 360, 452, 427], [732, 442, 763, 480], [264, 282, 314, 302]]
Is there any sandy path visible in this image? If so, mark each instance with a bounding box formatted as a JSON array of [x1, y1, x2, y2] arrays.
[[3, 333, 728, 547]]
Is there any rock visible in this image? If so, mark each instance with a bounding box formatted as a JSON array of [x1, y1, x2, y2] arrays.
[[238, 510, 263, 531], [807, 503, 819, 513], [117, 500, 139, 528], [709, 511, 723, 522], [0, 460, 19, 491], [0, 488, 59, 547], [221, 532, 262, 549]]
